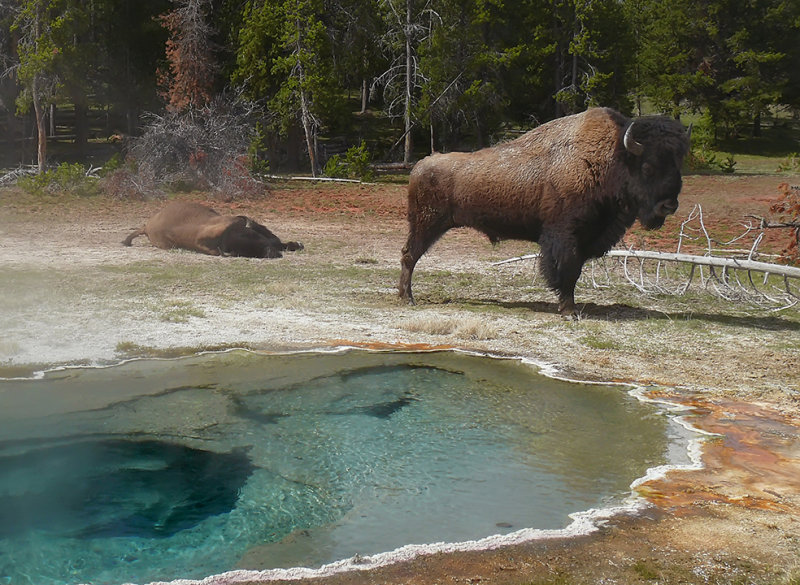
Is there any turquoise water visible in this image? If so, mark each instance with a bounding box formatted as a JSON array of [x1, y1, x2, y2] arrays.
[[0, 350, 688, 585]]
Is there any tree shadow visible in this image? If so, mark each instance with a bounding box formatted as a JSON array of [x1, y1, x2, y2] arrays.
[[461, 298, 800, 332]]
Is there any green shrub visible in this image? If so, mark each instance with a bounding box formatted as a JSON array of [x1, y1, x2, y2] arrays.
[[323, 141, 373, 181], [778, 152, 800, 172], [686, 146, 719, 172], [323, 154, 347, 178], [100, 153, 124, 176], [344, 141, 373, 181], [18, 163, 99, 197], [690, 111, 717, 150], [247, 121, 270, 175], [718, 154, 737, 174]]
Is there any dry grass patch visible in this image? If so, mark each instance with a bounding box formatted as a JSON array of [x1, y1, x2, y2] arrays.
[[398, 313, 498, 340]]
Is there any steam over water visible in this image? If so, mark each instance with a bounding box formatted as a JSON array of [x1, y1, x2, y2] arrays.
[[0, 350, 692, 585]]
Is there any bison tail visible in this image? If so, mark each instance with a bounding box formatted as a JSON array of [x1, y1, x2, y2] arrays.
[[122, 228, 145, 247]]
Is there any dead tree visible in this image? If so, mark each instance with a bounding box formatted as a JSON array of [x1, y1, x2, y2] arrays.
[[159, 0, 218, 113]]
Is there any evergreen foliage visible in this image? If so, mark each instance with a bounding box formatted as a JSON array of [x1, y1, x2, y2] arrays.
[[1, 0, 799, 173]]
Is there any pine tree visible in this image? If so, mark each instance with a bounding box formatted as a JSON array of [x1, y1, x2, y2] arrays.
[[711, 0, 793, 137], [550, 0, 634, 117], [233, 0, 335, 176], [326, 0, 385, 114], [9, 0, 85, 173]]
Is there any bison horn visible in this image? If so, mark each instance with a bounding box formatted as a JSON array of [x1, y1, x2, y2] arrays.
[[686, 123, 693, 141], [623, 122, 644, 156]]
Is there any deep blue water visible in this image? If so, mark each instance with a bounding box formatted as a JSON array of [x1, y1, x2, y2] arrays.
[[0, 350, 688, 585]]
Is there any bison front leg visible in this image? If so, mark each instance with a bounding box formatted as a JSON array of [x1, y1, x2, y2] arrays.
[[399, 238, 422, 305], [283, 241, 304, 252], [399, 216, 451, 305], [539, 235, 584, 320]]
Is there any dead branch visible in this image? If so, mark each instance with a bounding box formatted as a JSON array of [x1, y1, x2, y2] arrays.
[[746, 215, 800, 229], [0, 166, 37, 186]]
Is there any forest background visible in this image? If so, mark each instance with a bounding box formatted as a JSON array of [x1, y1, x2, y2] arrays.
[[1, 0, 799, 184]]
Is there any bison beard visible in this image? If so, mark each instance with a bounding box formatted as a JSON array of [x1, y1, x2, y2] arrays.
[[399, 107, 691, 319], [122, 202, 303, 258]]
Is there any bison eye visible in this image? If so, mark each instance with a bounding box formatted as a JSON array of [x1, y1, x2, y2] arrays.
[[641, 161, 654, 178]]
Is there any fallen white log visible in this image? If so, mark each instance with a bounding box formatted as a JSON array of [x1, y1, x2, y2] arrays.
[[263, 174, 363, 183], [493, 249, 800, 280], [605, 249, 800, 279]]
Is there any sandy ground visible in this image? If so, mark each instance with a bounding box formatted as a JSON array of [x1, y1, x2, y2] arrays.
[[1, 176, 800, 584]]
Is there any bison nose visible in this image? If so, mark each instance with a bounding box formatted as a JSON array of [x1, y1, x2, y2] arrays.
[[656, 199, 679, 216]]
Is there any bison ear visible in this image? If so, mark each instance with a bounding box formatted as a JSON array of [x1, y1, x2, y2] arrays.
[[624, 122, 644, 156]]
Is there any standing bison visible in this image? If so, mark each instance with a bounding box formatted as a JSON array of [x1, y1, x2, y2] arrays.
[[122, 201, 303, 258], [399, 107, 691, 318]]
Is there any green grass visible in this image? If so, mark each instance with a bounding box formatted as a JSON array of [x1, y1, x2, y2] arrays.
[[632, 559, 660, 581], [580, 328, 621, 350], [522, 574, 572, 585], [694, 116, 800, 175], [114, 341, 248, 359], [156, 300, 206, 323]]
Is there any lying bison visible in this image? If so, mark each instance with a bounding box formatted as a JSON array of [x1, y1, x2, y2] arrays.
[[399, 107, 691, 318], [122, 201, 303, 258]]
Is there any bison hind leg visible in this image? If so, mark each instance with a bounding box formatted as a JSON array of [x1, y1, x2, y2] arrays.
[[122, 228, 145, 247]]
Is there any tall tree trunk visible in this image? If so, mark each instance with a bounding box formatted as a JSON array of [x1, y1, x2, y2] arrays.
[[403, 0, 413, 165], [300, 87, 317, 177], [293, 11, 317, 177], [31, 5, 47, 174], [297, 53, 317, 177], [361, 78, 369, 113], [474, 112, 484, 148], [70, 85, 89, 159], [752, 110, 762, 137], [552, 6, 564, 118], [32, 74, 47, 174]]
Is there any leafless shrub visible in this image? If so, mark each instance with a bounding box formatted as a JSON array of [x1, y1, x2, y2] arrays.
[[118, 91, 266, 198], [102, 168, 153, 200]]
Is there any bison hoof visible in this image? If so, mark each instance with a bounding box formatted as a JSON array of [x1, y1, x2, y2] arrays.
[[398, 290, 416, 306], [558, 302, 580, 320]]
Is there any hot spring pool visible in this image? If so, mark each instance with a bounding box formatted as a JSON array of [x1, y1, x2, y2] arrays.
[[0, 349, 695, 585]]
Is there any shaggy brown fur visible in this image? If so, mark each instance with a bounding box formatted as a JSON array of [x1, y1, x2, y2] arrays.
[[399, 107, 690, 318], [122, 202, 303, 258]]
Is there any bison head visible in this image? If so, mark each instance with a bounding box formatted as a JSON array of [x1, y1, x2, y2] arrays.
[[623, 117, 691, 230], [220, 217, 286, 258]]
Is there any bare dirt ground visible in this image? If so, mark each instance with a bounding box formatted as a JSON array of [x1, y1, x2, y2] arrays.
[[1, 173, 800, 584]]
